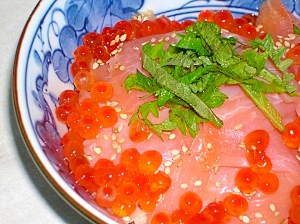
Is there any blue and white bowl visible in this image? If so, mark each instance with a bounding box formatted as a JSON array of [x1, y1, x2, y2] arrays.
[[13, 0, 300, 223]]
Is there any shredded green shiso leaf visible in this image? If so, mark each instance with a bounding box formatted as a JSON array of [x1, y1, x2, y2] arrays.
[[122, 21, 298, 138]]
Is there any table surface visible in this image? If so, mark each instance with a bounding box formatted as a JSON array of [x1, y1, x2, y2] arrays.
[[0, 1, 89, 223]]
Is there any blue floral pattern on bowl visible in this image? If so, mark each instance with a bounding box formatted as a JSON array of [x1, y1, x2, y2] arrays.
[[14, 0, 300, 223]]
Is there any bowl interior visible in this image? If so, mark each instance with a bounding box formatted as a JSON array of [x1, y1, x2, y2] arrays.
[[13, 0, 300, 223]]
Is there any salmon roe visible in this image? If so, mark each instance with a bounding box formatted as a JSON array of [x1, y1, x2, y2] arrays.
[[189, 213, 212, 224], [258, 172, 279, 194], [282, 121, 300, 149], [223, 194, 248, 216], [138, 150, 162, 175], [201, 202, 225, 224], [129, 118, 151, 142], [179, 191, 203, 216], [120, 148, 141, 171], [197, 10, 215, 22], [170, 209, 191, 224], [290, 185, 300, 205], [151, 212, 172, 224], [289, 205, 300, 223], [286, 43, 300, 65], [95, 183, 118, 207], [213, 10, 234, 30], [90, 80, 114, 102], [235, 167, 259, 194]]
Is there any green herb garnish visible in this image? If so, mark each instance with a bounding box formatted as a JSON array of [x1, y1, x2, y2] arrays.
[[123, 22, 298, 137], [293, 24, 300, 35]]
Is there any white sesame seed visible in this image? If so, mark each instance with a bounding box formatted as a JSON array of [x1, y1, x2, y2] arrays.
[[94, 147, 102, 155], [242, 215, 250, 223], [284, 37, 291, 41], [123, 216, 130, 222], [163, 131, 170, 135], [106, 101, 111, 106], [284, 41, 291, 47], [255, 212, 263, 219], [115, 107, 122, 113], [119, 65, 125, 71], [165, 37, 170, 41], [282, 219, 289, 224], [177, 159, 183, 167], [234, 123, 244, 131], [116, 145, 122, 154], [216, 181, 222, 188], [112, 141, 118, 149], [133, 46, 139, 51], [214, 166, 219, 174], [103, 134, 109, 141], [194, 180, 202, 186], [269, 203, 276, 212], [158, 194, 163, 202], [164, 161, 173, 167], [158, 37, 164, 42], [239, 142, 246, 148], [115, 35, 120, 43], [164, 167, 170, 174], [117, 138, 125, 144], [243, 193, 250, 197], [274, 211, 280, 217], [111, 101, 118, 107], [288, 33, 296, 40], [291, 43, 296, 48], [296, 155, 300, 161], [233, 186, 241, 193], [277, 35, 283, 39], [120, 34, 127, 42], [173, 154, 181, 160], [275, 41, 282, 47], [169, 133, 176, 140], [110, 40, 116, 46], [249, 191, 256, 197], [113, 63, 119, 69], [111, 49, 118, 55], [118, 48, 122, 53], [120, 113, 128, 119], [257, 25, 263, 29], [117, 124, 123, 133], [85, 155, 93, 161], [92, 62, 99, 70], [207, 143, 212, 150], [171, 33, 176, 38], [171, 149, 180, 155], [110, 153, 117, 161], [111, 133, 117, 141], [181, 183, 188, 189], [151, 38, 156, 43], [182, 145, 188, 153], [147, 133, 153, 140]]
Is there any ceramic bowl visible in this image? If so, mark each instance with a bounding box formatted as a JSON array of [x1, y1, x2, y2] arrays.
[[13, 0, 300, 223]]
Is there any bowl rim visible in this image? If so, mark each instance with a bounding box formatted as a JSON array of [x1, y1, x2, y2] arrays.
[[12, 1, 118, 223]]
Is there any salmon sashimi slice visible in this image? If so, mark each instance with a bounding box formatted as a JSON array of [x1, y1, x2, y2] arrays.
[[256, 0, 300, 43]]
